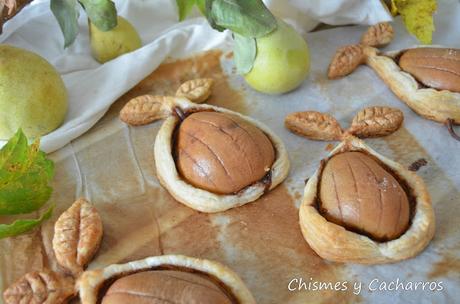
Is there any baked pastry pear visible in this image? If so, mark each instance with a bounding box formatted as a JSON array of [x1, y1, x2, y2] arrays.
[[119, 78, 289, 213], [78, 254, 256, 304], [328, 22, 460, 141], [285, 107, 435, 264]]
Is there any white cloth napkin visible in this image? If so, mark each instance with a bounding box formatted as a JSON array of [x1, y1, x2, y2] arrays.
[[0, 0, 391, 153], [265, 0, 391, 33]]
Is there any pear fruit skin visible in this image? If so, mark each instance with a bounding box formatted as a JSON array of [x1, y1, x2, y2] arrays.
[[0, 45, 68, 140], [244, 19, 310, 94], [90, 16, 142, 63]]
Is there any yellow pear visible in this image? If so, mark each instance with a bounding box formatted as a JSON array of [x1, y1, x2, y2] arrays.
[[90, 16, 142, 63], [0, 45, 68, 140], [244, 19, 310, 94]]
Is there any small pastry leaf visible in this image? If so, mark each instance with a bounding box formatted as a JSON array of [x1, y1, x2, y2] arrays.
[[348, 106, 404, 138], [361, 22, 394, 48], [52, 198, 103, 276], [176, 78, 214, 103], [285, 111, 343, 141], [2, 269, 75, 304], [328, 45, 364, 79], [119, 95, 176, 126]]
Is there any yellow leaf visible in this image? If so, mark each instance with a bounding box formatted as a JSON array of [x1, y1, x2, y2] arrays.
[[390, 0, 398, 16], [391, 0, 437, 44]]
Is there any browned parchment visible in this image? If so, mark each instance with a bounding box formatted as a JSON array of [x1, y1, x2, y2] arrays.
[[1, 50, 458, 304]]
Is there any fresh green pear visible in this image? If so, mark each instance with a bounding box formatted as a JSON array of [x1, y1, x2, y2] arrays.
[[244, 19, 310, 94], [0, 45, 68, 139], [90, 16, 142, 63]]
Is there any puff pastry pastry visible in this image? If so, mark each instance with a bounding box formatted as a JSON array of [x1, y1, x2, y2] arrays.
[[121, 85, 290, 213], [154, 98, 289, 212], [363, 46, 460, 124], [328, 23, 460, 139], [299, 136, 435, 264]]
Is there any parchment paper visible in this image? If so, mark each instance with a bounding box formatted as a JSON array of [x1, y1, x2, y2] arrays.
[[1, 0, 460, 303]]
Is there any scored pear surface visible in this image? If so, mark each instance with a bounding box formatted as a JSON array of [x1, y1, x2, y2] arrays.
[[101, 270, 233, 304], [398, 48, 460, 93], [52, 198, 103, 276], [319, 151, 410, 241], [175, 111, 275, 194]]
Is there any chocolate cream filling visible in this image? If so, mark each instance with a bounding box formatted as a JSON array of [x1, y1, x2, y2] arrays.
[[172, 109, 275, 195], [316, 151, 416, 242]]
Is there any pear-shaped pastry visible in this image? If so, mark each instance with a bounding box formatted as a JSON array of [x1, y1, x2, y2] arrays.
[[78, 254, 255, 304], [328, 23, 460, 140], [285, 107, 435, 264], [120, 79, 289, 212]]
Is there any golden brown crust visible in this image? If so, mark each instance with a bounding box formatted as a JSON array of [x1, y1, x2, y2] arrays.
[[299, 136, 435, 264], [77, 255, 256, 304], [347, 106, 404, 138], [154, 98, 290, 213], [119, 95, 176, 126], [3, 269, 75, 304], [328, 45, 364, 79], [364, 46, 460, 124], [360, 22, 394, 48], [53, 198, 103, 276], [285, 111, 343, 141], [175, 78, 214, 103]]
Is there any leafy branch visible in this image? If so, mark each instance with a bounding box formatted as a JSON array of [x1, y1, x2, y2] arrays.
[[50, 0, 117, 47], [176, 0, 278, 75]]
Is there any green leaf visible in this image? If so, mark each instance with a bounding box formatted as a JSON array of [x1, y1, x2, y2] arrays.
[[0, 130, 54, 215], [233, 33, 256, 74], [0, 204, 54, 239], [176, 0, 196, 21], [175, 0, 207, 20], [196, 0, 206, 15], [50, 0, 80, 48], [79, 0, 117, 31], [207, 0, 277, 38], [391, 0, 437, 44], [204, 0, 225, 32]]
